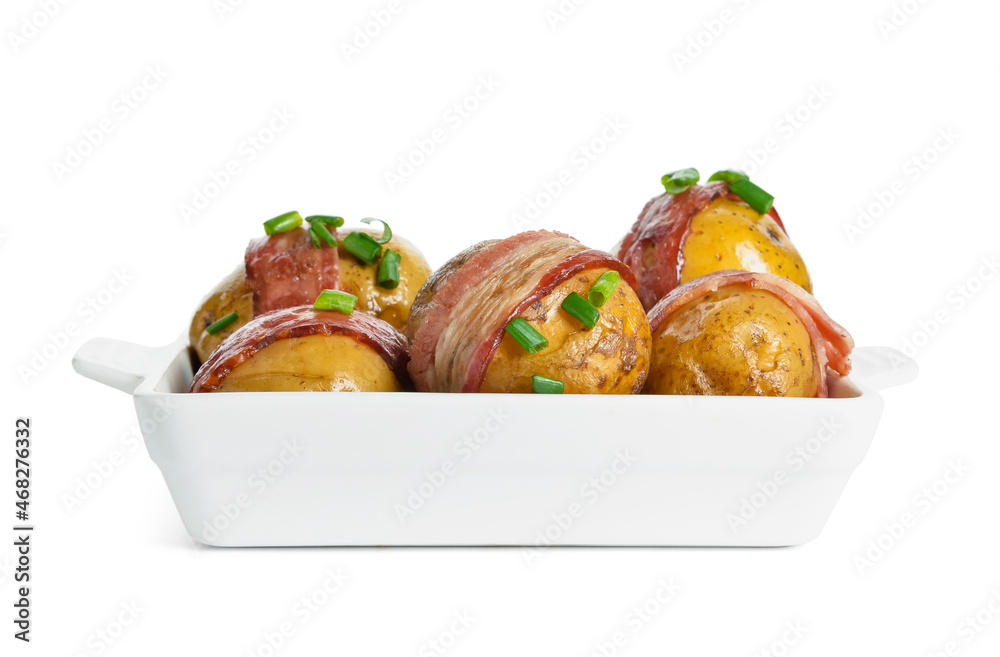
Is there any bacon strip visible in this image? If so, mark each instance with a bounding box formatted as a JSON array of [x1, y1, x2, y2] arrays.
[[646, 270, 853, 397], [618, 181, 787, 310], [245, 228, 340, 315], [190, 306, 410, 392], [408, 231, 638, 393]]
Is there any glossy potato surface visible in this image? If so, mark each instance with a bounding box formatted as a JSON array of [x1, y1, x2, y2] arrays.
[[213, 334, 403, 392], [337, 229, 432, 332], [189, 265, 253, 364], [645, 287, 819, 396], [680, 198, 812, 292], [481, 268, 651, 394]]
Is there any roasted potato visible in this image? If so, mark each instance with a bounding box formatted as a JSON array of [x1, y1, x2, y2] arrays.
[[189, 306, 411, 393], [189, 225, 430, 364], [680, 197, 811, 290], [618, 179, 812, 311], [643, 270, 853, 397], [482, 267, 651, 394], [407, 230, 651, 393], [336, 229, 432, 332], [189, 265, 253, 364]]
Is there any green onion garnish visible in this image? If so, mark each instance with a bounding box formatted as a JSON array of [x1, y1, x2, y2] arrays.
[[505, 318, 549, 354], [561, 292, 599, 328], [263, 211, 303, 235], [205, 312, 239, 336], [729, 178, 774, 215], [532, 375, 564, 394], [313, 289, 357, 314], [360, 217, 392, 244], [311, 220, 337, 247], [308, 226, 321, 249], [305, 215, 344, 227], [707, 169, 749, 183], [587, 271, 620, 308], [661, 168, 700, 194], [377, 249, 401, 289], [343, 231, 383, 264]]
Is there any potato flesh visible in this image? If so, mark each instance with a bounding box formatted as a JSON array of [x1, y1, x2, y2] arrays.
[[645, 287, 819, 396], [215, 334, 402, 392], [189, 265, 254, 364], [680, 198, 812, 292], [337, 230, 432, 332], [481, 268, 651, 394]]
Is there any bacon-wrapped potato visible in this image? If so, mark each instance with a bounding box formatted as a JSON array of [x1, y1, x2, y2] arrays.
[[189, 306, 410, 393], [407, 230, 651, 394], [617, 178, 811, 311], [189, 216, 430, 363], [644, 270, 853, 397]]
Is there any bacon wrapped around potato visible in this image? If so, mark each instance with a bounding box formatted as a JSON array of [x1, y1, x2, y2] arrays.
[[189, 305, 410, 393], [644, 270, 853, 397], [189, 214, 430, 363], [407, 230, 651, 394], [617, 175, 811, 311]]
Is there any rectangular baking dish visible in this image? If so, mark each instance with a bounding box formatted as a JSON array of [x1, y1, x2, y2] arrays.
[[72, 336, 915, 547]]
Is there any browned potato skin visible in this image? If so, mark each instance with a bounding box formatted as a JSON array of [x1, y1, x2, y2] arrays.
[[336, 229, 432, 333], [189, 265, 253, 364], [481, 268, 651, 394], [213, 334, 403, 392], [680, 198, 812, 292], [644, 286, 819, 396]]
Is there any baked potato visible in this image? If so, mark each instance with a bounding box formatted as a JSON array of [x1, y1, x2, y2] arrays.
[[189, 305, 410, 393], [188, 213, 430, 364], [407, 231, 651, 394], [617, 171, 811, 311], [644, 270, 853, 397]]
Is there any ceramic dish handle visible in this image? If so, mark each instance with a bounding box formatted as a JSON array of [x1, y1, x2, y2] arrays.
[[848, 346, 918, 391], [73, 337, 168, 395]]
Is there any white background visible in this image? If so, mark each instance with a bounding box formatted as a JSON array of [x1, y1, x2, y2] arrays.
[[2, 0, 999, 654]]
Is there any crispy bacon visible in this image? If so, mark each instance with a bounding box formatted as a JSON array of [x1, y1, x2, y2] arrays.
[[245, 228, 340, 315]]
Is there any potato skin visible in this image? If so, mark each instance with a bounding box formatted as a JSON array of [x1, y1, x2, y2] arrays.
[[680, 198, 812, 292], [481, 267, 651, 394], [336, 229, 432, 333], [189, 265, 253, 364], [644, 286, 819, 396], [213, 334, 403, 392]]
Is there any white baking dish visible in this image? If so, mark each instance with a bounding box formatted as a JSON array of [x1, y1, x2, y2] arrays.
[[72, 336, 915, 547]]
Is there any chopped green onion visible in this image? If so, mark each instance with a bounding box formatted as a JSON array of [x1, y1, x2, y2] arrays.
[[205, 312, 239, 336], [311, 220, 337, 248], [707, 169, 749, 183], [263, 211, 303, 235], [343, 231, 383, 264], [360, 217, 392, 244], [729, 178, 774, 215], [532, 375, 564, 394], [561, 292, 599, 328], [661, 168, 700, 194], [305, 215, 344, 227], [587, 271, 621, 308], [505, 318, 549, 354], [377, 249, 401, 289], [313, 289, 357, 314], [308, 226, 321, 249]]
